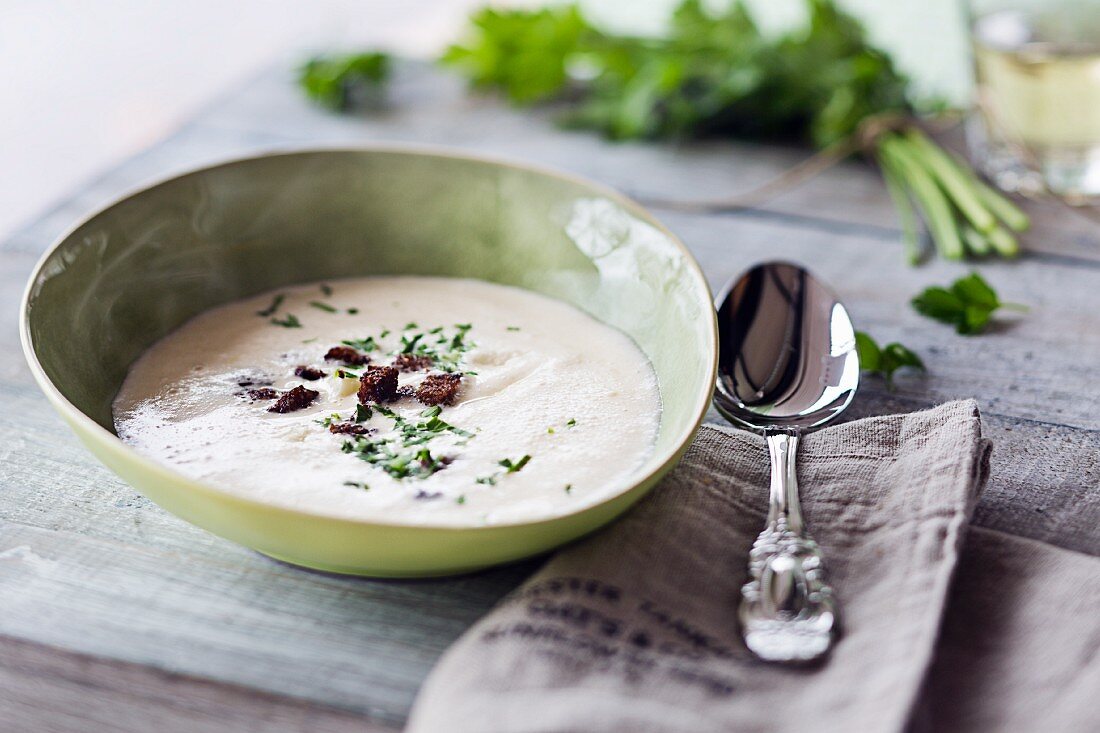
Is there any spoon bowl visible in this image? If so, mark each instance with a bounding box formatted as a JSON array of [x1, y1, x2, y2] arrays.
[[714, 262, 860, 431], [714, 261, 859, 663]]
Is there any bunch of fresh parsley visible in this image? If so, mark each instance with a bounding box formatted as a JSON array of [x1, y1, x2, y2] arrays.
[[442, 1, 907, 146], [439, 0, 1029, 263]]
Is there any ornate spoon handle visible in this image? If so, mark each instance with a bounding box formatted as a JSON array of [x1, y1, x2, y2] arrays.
[[739, 431, 838, 662]]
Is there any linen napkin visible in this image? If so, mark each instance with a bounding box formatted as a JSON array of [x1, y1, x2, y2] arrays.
[[407, 400, 990, 733]]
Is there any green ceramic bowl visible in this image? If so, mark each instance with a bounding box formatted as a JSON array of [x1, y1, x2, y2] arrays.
[[21, 147, 717, 577]]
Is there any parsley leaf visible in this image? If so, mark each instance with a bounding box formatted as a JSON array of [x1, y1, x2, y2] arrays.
[[342, 336, 378, 352], [256, 294, 285, 317], [271, 313, 302, 328], [298, 52, 390, 111], [499, 455, 531, 473], [911, 273, 1026, 335], [855, 331, 924, 389]]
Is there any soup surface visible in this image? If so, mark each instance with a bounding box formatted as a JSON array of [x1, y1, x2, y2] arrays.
[[113, 277, 661, 524]]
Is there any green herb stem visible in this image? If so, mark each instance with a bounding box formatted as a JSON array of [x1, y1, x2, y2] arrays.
[[961, 224, 992, 256], [256, 294, 285, 317], [878, 151, 923, 265], [271, 314, 302, 328], [879, 136, 963, 260], [903, 129, 997, 234], [985, 225, 1020, 258], [972, 178, 1030, 232]]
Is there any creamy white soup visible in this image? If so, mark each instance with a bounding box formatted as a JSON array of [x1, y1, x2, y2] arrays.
[[113, 277, 661, 525]]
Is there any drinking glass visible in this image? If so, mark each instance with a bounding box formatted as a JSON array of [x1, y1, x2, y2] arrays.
[[966, 0, 1100, 200]]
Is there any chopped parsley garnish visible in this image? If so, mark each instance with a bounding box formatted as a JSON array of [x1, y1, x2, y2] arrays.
[[547, 427, 555, 434], [309, 300, 337, 313], [335, 405, 474, 480], [256, 294, 285, 317], [565, 484, 573, 494], [342, 336, 378, 352], [400, 332, 425, 354], [347, 308, 359, 315], [507, 326, 521, 331], [316, 413, 342, 427], [566, 418, 577, 428], [341, 435, 449, 480], [343, 480, 369, 490], [499, 455, 531, 473], [450, 324, 472, 351], [333, 323, 475, 373], [355, 403, 373, 423], [271, 313, 302, 328], [334, 368, 361, 379], [476, 454, 532, 486], [320, 283, 333, 297], [421, 405, 442, 418], [302, 337, 318, 344], [388, 323, 476, 372], [456, 494, 466, 505]]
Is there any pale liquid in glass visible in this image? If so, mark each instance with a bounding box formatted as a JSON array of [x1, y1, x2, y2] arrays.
[[969, 7, 1100, 199]]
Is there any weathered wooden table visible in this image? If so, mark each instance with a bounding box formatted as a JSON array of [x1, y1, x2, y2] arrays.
[[2, 62, 1098, 732]]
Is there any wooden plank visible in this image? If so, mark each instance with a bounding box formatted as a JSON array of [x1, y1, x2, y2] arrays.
[[0, 520, 536, 725], [0, 211, 1096, 728], [814, 397, 1100, 557], [187, 62, 1100, 263], [0, 635, 388, 733], [669, 208, 1100, 433], [8, 62, 1100, 266], [3, 60, 1099, 729]]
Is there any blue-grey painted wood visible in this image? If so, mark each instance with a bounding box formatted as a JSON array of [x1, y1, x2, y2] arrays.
[[1, 60, 1098, 731]]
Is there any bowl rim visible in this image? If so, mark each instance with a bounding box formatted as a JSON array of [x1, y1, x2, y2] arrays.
[[20, 143, 718, 531]]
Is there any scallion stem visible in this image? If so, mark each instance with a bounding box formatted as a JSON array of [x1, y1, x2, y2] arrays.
[[903, 129, 997, 234], [961, 224, 992, 256], [879, 135, 964, 260], [972, 178, 1031, 232], [986, 225, 1020, 257], [878, 151, 924, 265]]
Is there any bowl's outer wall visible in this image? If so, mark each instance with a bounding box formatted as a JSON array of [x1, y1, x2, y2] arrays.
[[24, 150, 716, 575]]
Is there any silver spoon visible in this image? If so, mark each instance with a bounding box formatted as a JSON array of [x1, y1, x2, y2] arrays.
[[714, 261, 859, 663]]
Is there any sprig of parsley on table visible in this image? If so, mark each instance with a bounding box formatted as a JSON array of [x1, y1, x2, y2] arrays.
[[299, 0, 1030, 263], [442, 0, 908, 146], [436, 0, 1029, 263], [298, 52, 391, 111], [855, 332, 924, 389], [911, 272, 1026, 335]]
